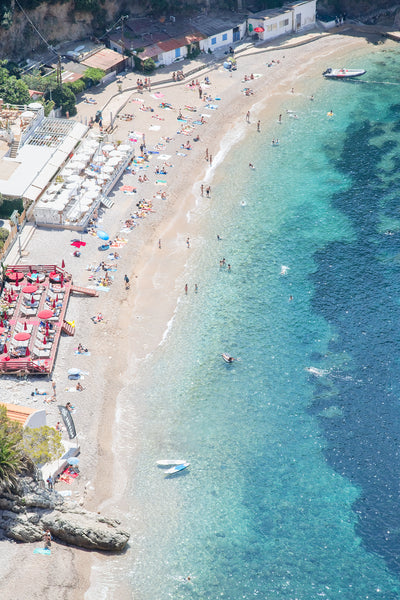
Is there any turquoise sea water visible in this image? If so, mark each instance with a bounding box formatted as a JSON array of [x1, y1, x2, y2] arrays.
[[92, 43, 400, 599]]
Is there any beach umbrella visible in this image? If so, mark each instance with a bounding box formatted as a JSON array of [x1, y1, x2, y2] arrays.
[[15, 332, 30, 342], [3, 343, 7, 354], [108, 157, 121, 166], [43, 336, 48, 345], [38, 309, 53, 320], [109, 150, 123, 157], [253, 26, 264, 33], [31, 295, 35, 305], [118, 144, 131, 152], [102, 165, 114, 174], [61, 259, 65, 269], [96, 230, 109, 241], [22, 284, 38, 294], [68, 457, 79, 465], [25, 347, 30, 357], [24, 322, 27, 331], [102, 144, 114, 152]]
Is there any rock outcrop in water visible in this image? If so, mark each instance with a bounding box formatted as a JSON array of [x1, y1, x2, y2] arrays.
[[0, 474, 129, 552]]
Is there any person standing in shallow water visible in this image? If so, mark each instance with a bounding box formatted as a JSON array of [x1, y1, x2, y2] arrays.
[[185, 284, 188, 295]]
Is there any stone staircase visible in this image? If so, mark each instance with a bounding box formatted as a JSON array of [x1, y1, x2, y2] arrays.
[[9, 139, 20, 158]]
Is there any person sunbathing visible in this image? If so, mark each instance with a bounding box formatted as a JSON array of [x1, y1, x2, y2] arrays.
[[76, 382, 84, 391], [77, 343, 88, 354]]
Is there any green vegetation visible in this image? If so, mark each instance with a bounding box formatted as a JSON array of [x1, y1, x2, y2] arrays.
[[81, 66, 105, 87], [0, 61, 30, 105], [21, 426, 64, 465], [0, 198, 24, 219], [0, 406, 31, 492], [0, 227, 9, 250], [52, 85, 77, 116]]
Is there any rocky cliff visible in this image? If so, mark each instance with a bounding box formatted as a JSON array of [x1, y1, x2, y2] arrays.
[[0, 474, 130, 552]]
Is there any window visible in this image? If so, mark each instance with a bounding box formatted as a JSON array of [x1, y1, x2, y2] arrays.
[[272, 23, 277, 30], [266, 24, 272, 31], [175, 48, 180, 58], [280, 19, 289, 27], [211, 37, 217, 45], [222, 33, 228, 41]]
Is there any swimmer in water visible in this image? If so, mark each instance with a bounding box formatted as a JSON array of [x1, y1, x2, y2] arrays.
[[327, 109, 334, 117], [249, 163, 255, 169]]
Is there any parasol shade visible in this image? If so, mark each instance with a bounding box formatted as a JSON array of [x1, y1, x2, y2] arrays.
[[38, 309, 53, 320], [22, 284, 38, 294], [253, 26, 264, 33], [14, 332, 30, 341]]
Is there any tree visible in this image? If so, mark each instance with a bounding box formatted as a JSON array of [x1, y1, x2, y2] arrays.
[[0, 61, 30, 105], [52, 85, 77, 116], [22, 426, 63, 466], [143, 58, 156, 73], [0, 405, 29, 492]]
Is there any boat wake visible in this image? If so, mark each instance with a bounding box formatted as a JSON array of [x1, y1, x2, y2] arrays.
[[305, 366, 330, 377]]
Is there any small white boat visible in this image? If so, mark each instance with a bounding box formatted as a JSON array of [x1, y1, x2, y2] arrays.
[[157, 459, 187, 466], [165, 462, 190, 475], [222, 353, 235, 364], [323, 68, 366, 79]]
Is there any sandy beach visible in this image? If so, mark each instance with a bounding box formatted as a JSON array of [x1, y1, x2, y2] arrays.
[[0, 26, 379, 599]]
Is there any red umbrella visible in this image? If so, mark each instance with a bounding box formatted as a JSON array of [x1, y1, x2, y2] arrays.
[[23, 322, 27, 331], [253, 26, 264, 33], [3, 343, 7, 354], [52, 300, 56, 309], [15, 273, 20, 285], [61, 259, 65, 269], [15, 332, 30, 341], [25, 347, 30, 357], [31, 295, 35, 305], [45, 322, 49, 332], [22, 285, 38, 294], [43, 337, 48, 345], [38, 309, 53, 320]]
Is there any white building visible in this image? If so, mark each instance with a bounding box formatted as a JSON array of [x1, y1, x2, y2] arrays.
[[248, 0, 316, 42]]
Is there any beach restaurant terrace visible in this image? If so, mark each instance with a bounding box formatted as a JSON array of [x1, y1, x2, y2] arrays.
[[0, 265, 97, 375]]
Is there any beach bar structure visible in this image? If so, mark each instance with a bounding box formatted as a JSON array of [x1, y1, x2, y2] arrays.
[[248, 0, 316, 41], [0, 265, 97, 375]]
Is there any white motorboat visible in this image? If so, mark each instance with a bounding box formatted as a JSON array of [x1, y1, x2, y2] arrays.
[[323, 68, 366, 79], [157, 459, 187, 466], [165, 462, 190, 475]]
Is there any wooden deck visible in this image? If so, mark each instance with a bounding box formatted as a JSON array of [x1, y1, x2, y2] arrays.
[[0, 265, 95, 376]]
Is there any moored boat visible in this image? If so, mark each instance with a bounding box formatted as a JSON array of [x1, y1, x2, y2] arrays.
[[323, 68, 366, 79], [157, 459, 187, 466], [164, 462, 190, 475]]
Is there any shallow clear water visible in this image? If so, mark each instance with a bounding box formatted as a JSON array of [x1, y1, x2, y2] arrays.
[[90, 44, 400, 599]]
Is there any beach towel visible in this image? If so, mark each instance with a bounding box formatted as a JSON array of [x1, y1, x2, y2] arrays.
[[205, 104, 218, 110], [149, 125, 161, 131], [176, 152, 187, 157], [131, 98, 144, 103], [158, 154, 171, 160], [155, 180, 167, 185], [152, 92, 164, 99], [34, 548, 51, 555]]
